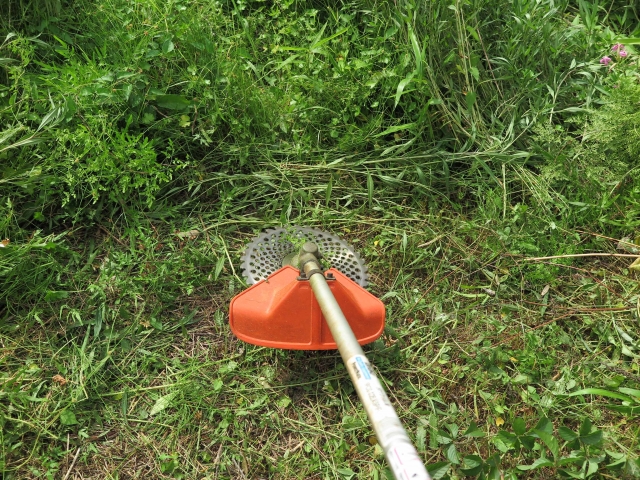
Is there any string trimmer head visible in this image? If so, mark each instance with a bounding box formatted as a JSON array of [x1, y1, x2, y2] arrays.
[[229, 227, 385, 350], [240, 227, 369, 287]]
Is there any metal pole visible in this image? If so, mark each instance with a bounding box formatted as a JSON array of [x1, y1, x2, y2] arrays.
[[300, 246, 431, 480]]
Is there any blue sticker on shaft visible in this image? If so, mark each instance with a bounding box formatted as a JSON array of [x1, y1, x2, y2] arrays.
[[356, 356, 371, 380]]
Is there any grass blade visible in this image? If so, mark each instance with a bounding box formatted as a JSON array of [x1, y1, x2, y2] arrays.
[[567, 388, 634, 402]]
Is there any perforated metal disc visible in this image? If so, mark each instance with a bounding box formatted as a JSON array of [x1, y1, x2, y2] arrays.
[[241, 227, 368, 287]]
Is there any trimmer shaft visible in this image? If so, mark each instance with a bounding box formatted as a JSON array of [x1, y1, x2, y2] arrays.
[[240, 227, 368, 287]]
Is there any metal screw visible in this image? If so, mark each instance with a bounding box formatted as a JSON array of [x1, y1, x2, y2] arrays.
[[301, 242, 319, 257]]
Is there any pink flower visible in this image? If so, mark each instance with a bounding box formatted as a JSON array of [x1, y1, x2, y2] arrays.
[[600, 56, 612, 65], [619, 50, 628, 58], [612, 43, 623, 52]]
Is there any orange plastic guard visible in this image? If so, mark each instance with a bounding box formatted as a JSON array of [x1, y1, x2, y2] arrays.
[[229, 266, 385, 350]]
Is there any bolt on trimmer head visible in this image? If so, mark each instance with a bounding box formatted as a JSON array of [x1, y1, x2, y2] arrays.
[[229, 227, 430, 480]]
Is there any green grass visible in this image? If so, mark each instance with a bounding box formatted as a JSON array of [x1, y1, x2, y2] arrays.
[[2, 0, 640, 478]]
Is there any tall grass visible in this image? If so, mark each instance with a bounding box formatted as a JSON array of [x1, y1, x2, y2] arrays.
[[0, 0, 616, 225]]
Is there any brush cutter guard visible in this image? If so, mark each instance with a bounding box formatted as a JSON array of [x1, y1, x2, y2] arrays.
[[229, 266, 384, 349]]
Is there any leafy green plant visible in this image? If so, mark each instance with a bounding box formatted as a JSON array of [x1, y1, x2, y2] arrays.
[[428, 416, 640, 479], [49, 115, 175, 217]]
